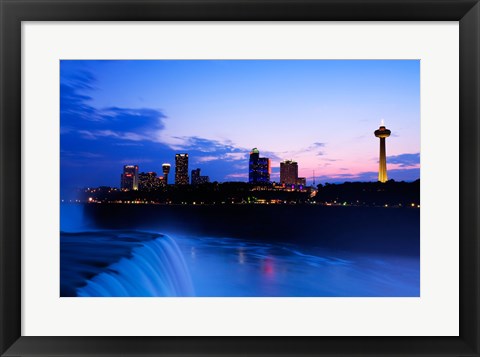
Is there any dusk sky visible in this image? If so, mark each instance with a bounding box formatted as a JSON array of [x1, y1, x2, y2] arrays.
[[60, 60, 420, 191]]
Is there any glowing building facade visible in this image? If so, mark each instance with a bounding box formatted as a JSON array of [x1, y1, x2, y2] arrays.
[[191, 168, 210, 185], [249, 148, 270, 184], [175, 154, 189, 185], [162, 163, 171, 185], [121, 165, 139, 191], [139, 172, 164, 191], [296, 177, 306, 186], [280, 160, 298, 186], [374, 123, 391, 183]]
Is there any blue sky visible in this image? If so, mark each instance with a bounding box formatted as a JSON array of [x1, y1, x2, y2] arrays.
[[60, 60, 420, 190]]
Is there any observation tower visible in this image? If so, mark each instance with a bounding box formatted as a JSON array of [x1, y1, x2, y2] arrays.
[[162, 163, 171, 185], [374, 120, 391, 183]]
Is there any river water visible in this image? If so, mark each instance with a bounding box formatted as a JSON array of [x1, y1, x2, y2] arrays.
[[60, 204, 420, 297]]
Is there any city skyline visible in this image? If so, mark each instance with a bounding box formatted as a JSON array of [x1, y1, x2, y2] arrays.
[[110, 139, 396, 192], [113, 147, 307, 191], [61, 60, 420, 192]]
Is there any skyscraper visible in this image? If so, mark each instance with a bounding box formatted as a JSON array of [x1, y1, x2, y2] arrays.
[[139, 172, 163, 191], [162, 163, 171, 185], [121, 165, 139, 190], [280, 160, 298, 186], [191, 168, 210, 185], [374, 122, 391, 183], [249, 148, 270, 184], [175, 154, 189, 185]]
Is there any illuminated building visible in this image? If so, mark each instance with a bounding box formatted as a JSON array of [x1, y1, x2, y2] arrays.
[[121, 165, 139, 191], [280, 160, 298, 186], [191, 168, 200, 184], [162, 163, 171, 185], [198, 176, 209, 184], [374, 121, 391, 183], [249, 148, 270, 184], [139, 172, 164, 191], [175, 154, 189, 185], [280, 160, 306, 189], [296, 177, 306, 186], [191, 168, 210, 185]]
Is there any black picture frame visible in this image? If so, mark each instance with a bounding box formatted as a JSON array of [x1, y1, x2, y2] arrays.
[[1, 0, 479, 356]]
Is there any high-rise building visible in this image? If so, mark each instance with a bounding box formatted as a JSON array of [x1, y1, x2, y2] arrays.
[[139, 171, 164, 191], [162, 163, 171, 185], [191, 168, 210, 185], [191, 168, 200, 184], [296, 177, 306, 186], [248, 148, 270, 184], [197, 176, 209, 184], [121, 165, 139, 190], [374, 122, 391, 183], [175, 154, 189, 185], [280, 160, 298, 186]]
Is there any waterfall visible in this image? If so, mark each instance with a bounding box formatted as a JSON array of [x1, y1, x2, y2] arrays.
[[61, 231, 194, 297]]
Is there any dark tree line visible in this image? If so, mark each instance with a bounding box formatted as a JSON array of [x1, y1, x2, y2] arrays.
[[315, 179, 420, 206], [81, 182, 310, 204], [79, 179, 420, 207]]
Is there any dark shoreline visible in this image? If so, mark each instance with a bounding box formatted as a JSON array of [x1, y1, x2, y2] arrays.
[[71, 203, 420, 257]]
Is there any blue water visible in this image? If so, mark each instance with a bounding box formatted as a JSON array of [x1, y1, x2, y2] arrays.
[[61, 231, 194, 297], [60, 204, 420, 297], [173, 235, 418, 297]]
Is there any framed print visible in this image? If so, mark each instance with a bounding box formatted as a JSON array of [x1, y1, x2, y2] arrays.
[[1, 0, 479, 356]]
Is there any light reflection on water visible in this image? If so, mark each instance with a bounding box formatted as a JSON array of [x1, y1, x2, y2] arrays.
[[172, 235, 420, 297], [60, 204, 420, 297]]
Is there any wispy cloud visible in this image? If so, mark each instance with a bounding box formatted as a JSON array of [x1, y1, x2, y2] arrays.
[[225, 173, 249, 179], [61, 72, 167, 144], [224, 152, 247, 161], [114, 142, 144, 147], [387, 153, 420, 167], [233, 163, 248, 170], [279, 141, 327, 160], [165, 136, 253, 165], [192, 151, 249, 164], [195, 156, 219, 163]]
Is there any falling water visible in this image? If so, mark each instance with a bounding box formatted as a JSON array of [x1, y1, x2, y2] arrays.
[[61, 231, 194, 297]]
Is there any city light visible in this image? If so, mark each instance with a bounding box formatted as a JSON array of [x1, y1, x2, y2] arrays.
[[70, 146, 419, 208]]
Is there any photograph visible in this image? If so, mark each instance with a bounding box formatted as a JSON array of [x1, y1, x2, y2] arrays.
[[60, 59, 420, 297]]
